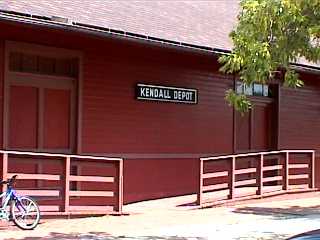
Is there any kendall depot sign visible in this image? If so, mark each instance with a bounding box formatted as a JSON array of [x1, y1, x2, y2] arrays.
[[136, 84, 197, 104]]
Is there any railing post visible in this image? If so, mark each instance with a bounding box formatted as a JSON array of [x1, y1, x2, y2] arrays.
[[115, 159, 123, 214], [197, 159, 203, 206], [283, 152, 289, 191], [309, 151, 315, 189], [228, 156, 235, 199], [1, 153, 8, 193], [256, 154, 263, 195], [63, 156, 70, 213]]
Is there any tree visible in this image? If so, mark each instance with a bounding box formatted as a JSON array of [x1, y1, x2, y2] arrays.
[[219, 0, 320, 112]]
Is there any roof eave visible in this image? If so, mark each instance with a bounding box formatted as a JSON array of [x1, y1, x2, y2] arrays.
[[0, 11, 319, 74], [0, 11, 226, 56]]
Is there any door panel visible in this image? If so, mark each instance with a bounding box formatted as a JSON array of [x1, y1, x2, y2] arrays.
[[43, 89, 71, 150], [236, 99, 276, 152], [8, 84, 74, 152], [252, 104, 270, 151], [236, 111, 250, 152], [9, 86, 38, 149], [6, 43, 79, 153]]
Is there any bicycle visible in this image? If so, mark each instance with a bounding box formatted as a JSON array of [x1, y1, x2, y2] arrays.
[[0, 175, 41, 230]]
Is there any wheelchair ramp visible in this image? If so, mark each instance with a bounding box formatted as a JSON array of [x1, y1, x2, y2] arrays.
[[197, 150, 317, 207]]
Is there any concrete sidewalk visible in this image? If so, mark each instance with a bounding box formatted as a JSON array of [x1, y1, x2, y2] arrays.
[[2, 192, 320, 239]]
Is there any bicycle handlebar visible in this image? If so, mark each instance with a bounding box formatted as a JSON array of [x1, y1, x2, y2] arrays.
[[0, 175, 17, 186]]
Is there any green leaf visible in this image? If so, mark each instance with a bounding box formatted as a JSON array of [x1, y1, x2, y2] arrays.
[[220, 0, 319, 112], [225, 90, 252, 114]]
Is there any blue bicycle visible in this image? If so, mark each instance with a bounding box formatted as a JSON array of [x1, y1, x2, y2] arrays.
[[0, 175, 40, 230]]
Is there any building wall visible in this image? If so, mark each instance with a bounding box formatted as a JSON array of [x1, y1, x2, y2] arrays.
[[0, 22, 233, 156], [0, 40, 4, 148], [80, 40, 234, 154], [0, 21, 320, 204], [279, 73, 320, 186], [279, 74, 320, 150], [79, 26, 234, 203], [124, 158, 199, 203], [0, 22, 234, 203]]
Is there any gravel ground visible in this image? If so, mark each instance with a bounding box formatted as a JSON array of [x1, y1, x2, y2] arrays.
[[1, 192, 320, 240]]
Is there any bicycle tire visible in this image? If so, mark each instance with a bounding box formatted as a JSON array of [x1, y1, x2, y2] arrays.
[[10, 196, 41, 230]]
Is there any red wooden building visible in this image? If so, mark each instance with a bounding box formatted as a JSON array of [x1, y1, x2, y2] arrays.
[[0, 1, 318, 214]]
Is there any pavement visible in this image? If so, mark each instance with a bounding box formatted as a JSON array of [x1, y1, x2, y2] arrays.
[[1, 192, 320, 239]]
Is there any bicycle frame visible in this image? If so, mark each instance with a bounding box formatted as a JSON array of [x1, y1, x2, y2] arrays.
[[0, 186, 20, 220], [0, 176, 40, 229]]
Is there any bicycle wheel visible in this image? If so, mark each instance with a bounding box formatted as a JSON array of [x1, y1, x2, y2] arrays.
[[10, 196, 41, 230]]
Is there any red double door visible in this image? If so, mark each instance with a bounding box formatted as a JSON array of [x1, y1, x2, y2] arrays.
[[235, 98, 277, 153], [7, 77, 76, 153], [4, 42, 80, 154]]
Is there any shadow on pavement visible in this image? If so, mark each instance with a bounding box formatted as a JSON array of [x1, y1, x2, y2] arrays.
[[176, 201, 198, 207], [288, 229, 320, 239], [233, 232, 289, 240], [233, 205, 320, 219], [4, 232, 207, 240]]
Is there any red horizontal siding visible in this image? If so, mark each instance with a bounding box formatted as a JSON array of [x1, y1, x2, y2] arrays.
[[0, 21, 234, 156], [81, 44, 234, 154], [124, 158, 199, 203], [279, 75, 320, 151], [279, 74, 320, 187], [1, 21, 320, 202], [80, 42, 234, 203], [0, 22, 234, 203]]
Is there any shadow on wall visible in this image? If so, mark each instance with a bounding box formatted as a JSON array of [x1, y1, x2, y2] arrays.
[[233, 205, 320, 220], [4, 232, 207, 240]]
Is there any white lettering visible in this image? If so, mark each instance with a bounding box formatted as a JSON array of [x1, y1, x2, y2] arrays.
[[181, 92, 186, 100], [139, 85, 195, 103], [174, 91, 178, 99], [140, 88, 146, 96], [149, 88, 154, 97], [165, 90, 171, 99], [188, 92, 193, 100], [159, 89, 164, 98]]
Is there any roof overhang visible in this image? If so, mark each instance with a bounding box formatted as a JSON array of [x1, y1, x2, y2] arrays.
[[0, 10, 319, 74], [0, 10, 227, 55]]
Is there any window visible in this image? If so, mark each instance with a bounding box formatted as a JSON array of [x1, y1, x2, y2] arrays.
[[9, 52, 78, 78], [244, 84, 253, 96], [253, 83, 263, 96], [236, 81, 269, 97]]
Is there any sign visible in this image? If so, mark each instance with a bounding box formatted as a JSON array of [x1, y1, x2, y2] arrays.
[[136, 84, 197, 104]]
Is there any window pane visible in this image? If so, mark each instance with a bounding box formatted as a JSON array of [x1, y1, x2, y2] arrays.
[[236, 81, 243, 94], [263, 85, 269, 97], [9, 52, 78, 78], [253, 83, 263, 96], [21, 54, 38, 73], [56, 58, 71, 77], [9, 52, 22, 71], [38, 56, 55, 75], [244, 84, 253, 95]]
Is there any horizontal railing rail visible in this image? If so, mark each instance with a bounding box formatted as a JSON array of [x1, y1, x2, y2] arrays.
[[0, 150, 122, 161], [201, 150, 315, 161], [197, 149, 315, 207], [0, 150, 124, 216]]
